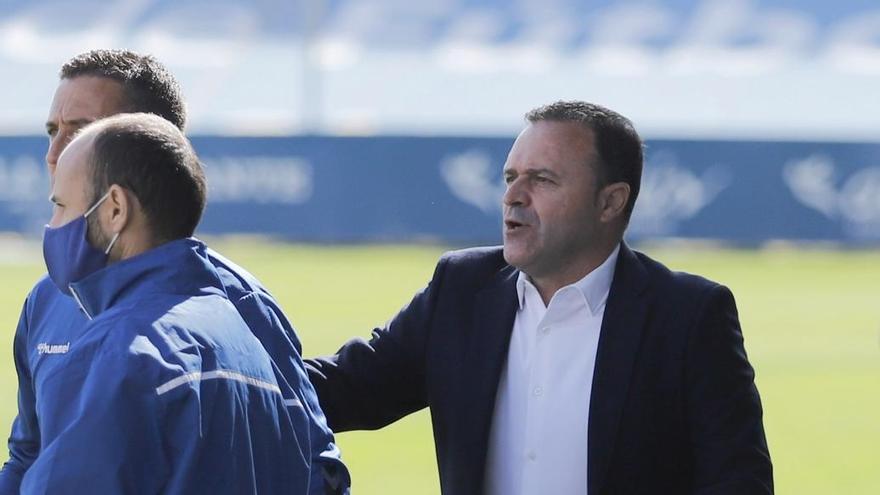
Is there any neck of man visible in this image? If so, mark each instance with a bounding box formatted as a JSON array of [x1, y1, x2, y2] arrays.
[[107, 221, 165, 264], [529, 236, 621, 306]]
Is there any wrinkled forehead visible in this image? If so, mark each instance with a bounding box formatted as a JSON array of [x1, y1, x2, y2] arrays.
[[47, 75, 128, 123]]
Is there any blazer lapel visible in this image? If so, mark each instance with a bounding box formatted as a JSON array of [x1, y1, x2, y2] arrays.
[[460, 265, 519, 490], [588, 242, 651, 495]]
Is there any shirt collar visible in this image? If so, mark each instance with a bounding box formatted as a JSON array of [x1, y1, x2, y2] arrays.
[[68, 237, 226, 320], [515, 243, 620, 315]]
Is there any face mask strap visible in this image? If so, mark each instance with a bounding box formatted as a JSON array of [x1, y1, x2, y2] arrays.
[[83, 191, 111, 218], [104, 232, 120, 255]]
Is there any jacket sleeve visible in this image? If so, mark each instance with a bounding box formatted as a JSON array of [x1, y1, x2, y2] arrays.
[[0, 301, 39, 495], [686, 284, 774, 495], [18, 344, 168, 495], [305, 256, 447, 432], [239, 291, 351, 495]]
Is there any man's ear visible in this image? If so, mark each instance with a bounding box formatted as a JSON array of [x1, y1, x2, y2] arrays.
[[598, 182, 631, 223], [104, 184, 131, 235]]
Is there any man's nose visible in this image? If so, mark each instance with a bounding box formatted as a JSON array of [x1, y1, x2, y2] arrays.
[[45, 133, 69, 177], [503, 178, 528, 207]]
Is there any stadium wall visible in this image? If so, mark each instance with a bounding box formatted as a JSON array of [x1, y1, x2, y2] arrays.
[[1, 136, 879, 245]]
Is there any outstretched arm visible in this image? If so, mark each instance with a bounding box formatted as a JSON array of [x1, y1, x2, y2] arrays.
[[306, 256, 448, 432]]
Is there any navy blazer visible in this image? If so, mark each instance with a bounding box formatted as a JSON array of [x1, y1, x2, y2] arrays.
[[307, 243, 773, 494]]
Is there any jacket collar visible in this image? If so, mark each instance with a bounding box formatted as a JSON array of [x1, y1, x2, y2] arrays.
[[459, 261, 519, 491], [68, 238, 226, 320], [587, 241, 651, 494]]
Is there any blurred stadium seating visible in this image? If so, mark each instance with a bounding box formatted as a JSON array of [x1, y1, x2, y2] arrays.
[[1, 0, 879, 137]]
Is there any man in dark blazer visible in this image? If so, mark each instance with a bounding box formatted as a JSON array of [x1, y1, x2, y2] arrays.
[[307, 101, 773, 494]]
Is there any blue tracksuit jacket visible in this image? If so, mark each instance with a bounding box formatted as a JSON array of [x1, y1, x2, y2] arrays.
[[0, 238, 348, 494]]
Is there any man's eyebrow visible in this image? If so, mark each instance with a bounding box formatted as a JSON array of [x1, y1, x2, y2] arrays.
[[45, 118, 94, 130], [522, 167, 560, 178], [503, 167, 560, 178]]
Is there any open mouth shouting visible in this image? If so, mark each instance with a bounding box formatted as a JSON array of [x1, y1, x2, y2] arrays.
[[504, 217, 531, 235]]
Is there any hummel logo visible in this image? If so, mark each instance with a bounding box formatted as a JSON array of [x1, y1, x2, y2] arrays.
[[37, 342, 70, 355]]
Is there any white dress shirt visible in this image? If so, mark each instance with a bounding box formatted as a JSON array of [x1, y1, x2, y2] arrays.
[[484, 245, 620, 495]]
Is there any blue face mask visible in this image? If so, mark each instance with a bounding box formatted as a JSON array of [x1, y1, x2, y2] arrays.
[[42, 191, 120, 295]]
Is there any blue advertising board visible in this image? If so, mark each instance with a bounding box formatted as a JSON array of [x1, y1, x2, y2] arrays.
[[1, 136, 879, 245]]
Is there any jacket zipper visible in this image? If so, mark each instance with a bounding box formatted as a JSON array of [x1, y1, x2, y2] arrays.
[[68, 285, 94, 321]]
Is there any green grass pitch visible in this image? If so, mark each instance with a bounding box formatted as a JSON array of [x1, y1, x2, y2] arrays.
[[0, 238, 877, 493]]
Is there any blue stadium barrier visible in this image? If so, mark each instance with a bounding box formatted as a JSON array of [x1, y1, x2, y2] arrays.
[[1, 136, 879, 245]]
